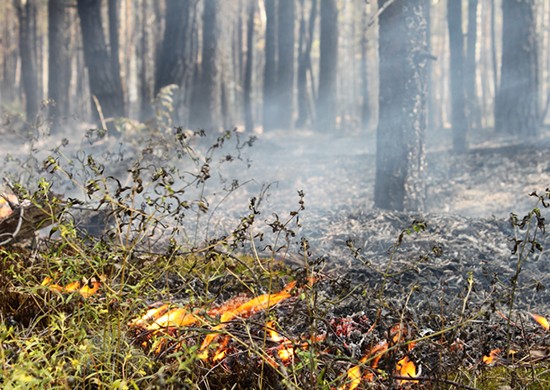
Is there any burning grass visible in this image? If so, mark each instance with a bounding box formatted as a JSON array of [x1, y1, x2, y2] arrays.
[[0, 126, 548, 388]]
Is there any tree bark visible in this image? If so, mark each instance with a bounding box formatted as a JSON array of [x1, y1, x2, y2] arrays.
[[360, 1, 369, 129], [296, 0, 316, 128], [48, 0, 71, 129], [447, 0, 468, 152], [154, 0, 192, 94], [263, 0, 278, 132], [495, 0, 539, 136], [77, 0, 126, 133], [315, 0, 338, 133], [243, 0, 255, 133], [374, 0, 428, 211], [108, 0, 124, 112], [15, 0, 39, 122], [189, 0, 222, 130], [275, 0, 294, 128], [465, 0, 481, 131]]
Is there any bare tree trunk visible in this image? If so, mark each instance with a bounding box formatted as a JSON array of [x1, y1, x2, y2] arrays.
[[495, 0, 539, 136], [263, 0, 278, 132], [243, 0, 255, 133], [48, 0, 71, 130], [275, 0, 294, 128], [315, 0, 338, 133], [15, 0, 39, 122], [447, 0, 468, 152], [375, 0, 428, 211], [154, 0, 192, 93], [465, 0, 481, 131], [77, 0, 125, 134], [296, 0, 316, 128], [108, 0, 125, 115], [189, 0, 222, 130], [360, 1, 369, 129]]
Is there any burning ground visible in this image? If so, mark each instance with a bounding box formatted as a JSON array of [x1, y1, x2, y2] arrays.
[[0, 126, 549, 388]]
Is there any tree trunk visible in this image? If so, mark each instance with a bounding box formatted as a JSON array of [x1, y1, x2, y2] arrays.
[[495, 0, 539, 136], [108, 0, 125, 113], [315, 0, 338, 133], [243, 0, 255, 133], [360, 1, 369, 130], [263, 0, 278, 132], [15, 0, 39, 122], [275, 0, 294, 128], [77, 0, 125, 133], [189, 0, 222, 130], [465, 0, 481, 131], [447, 0, 468, 152], [154, 0, 192, 94], [375, 0, 428, 211], [48, 0, 71, 129], [295, 0, 316, 128]]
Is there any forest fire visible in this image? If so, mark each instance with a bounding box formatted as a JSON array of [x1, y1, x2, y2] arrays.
[[41, 276, 101, 299], [128, 280, 299, 360]]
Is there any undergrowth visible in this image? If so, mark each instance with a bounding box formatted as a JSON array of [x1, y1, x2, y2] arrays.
[[0, 92, 548, 389]]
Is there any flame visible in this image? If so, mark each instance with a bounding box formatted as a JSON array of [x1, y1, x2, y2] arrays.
[[200, 282, 296, 356], [147, 308, 199, 330], [341, 364, 362, 390], [79, 281, 101, 298], [64, 281, 81, 292], [530, 313, 549, 331], [265, 321, 296, 363], [128, 304, 170, 328], [212, 335, 231, 362], [41, 277, 102, 298], [219, 281, 295, 323], [396, 356, 418, 384], [483, 348, 501, 365]]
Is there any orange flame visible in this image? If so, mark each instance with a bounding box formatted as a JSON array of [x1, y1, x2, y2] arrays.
[[128, 304, 170, 328], [146, 308, 199, 330], [530, 313, 549, 331], [395, 355, 418, 384], [265, 321, 296, 363], [41, 277, 101, 298], [200, 281, 296, 356], [483, 348, 501, 365]]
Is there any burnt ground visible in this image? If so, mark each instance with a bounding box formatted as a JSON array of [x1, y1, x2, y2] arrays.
[[239, 127, 550, 312], [1, 124, 549, 387]]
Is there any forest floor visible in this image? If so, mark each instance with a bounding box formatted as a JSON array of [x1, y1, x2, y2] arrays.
[[0, 122, 549, 388]]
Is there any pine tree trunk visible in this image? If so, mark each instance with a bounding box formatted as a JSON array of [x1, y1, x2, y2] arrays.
[[447, 0, 468, 152], [243, 0, 255, 133], [276, 0, 294, 128], [495, 0, 539, 136], [263, 0, 278, 132], [154, 0, 192, 93], [360, 1, 369, 129], [295, 0, 316, 128], [189, 0, 222, 130], [48, 0, 70, 129], [315, 0, 338, 133], [108, 0, 125, 115], [15, 0, 39, 122], [77, 0, 125, 133], [375, 0, 428, 211], [465, 0, 481, 131]]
